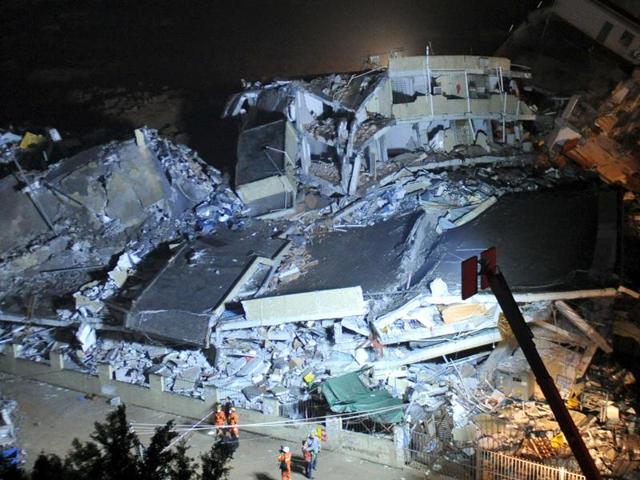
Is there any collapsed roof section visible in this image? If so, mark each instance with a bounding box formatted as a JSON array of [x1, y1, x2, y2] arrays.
[[225, 55, 536, 215], [126, 225, 289, 347]]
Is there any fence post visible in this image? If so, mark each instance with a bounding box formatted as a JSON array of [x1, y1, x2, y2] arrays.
[[49, 350, 65, 370], [393, 424, 408, 466], [202, 385, 219, 406], [559, 466, 566, 480], [149, 373, 165, 392], [475, 447, 482, 480], [9, 343, 22, 359], [262, 397, 280, 417]]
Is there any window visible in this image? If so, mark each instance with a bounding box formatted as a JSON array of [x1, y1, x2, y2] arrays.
[[596, 21, 613, 43], [620, 30, 635, 48]]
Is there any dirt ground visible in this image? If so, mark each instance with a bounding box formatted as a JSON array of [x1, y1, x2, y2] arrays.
[[0, 373, 429, 480]]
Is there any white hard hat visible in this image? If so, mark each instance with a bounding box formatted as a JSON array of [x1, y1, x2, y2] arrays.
[[283, 446, 290, 453]]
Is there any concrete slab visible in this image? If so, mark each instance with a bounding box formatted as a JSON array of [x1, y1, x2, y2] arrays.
[[126, 224, 289, 346]]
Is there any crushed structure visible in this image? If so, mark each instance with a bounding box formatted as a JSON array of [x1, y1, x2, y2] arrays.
[[224, 54, 536, 213], [1, 54, 639, 477]]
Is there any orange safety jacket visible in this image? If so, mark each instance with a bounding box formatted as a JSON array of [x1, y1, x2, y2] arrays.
[[302, 446, 312, 462], [214, 410, 226, 427], [228, 411, 239, 425], [278, 452, 292, 472]]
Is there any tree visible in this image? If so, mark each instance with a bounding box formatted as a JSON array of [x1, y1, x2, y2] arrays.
[[169, 442, 198, 480], [0, 405, 233, 480], [200, 441, 232, 480]]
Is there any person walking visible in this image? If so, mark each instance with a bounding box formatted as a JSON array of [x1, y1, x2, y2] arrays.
[[228, 407, 240, 438], [277, 445, 292, 480], [302, 440, 314, 479]]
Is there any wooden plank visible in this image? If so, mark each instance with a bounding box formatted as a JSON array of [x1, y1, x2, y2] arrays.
[[554, 301, 613, 353], [575, 343, 598, 379], [440, 303, 488, 324], [532, 320, 590, 348]]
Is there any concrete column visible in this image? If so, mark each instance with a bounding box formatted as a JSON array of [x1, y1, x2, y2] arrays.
[[9, 343, 22, 359], [262, 397, 281, 417], [367, 145, 378, 179], [300, 137, 311, 175], [348, 154, 362, 196], [49, 350, 65, 371], [379, 135, 388, 163], [340, 157, 351, 193], [149, 373, 166, 392], [325, 415, 342, 448]]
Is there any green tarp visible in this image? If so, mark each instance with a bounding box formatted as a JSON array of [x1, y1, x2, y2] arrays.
[[320, 372, 405, 424]]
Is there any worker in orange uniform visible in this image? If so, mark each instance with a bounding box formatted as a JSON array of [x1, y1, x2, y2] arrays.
[[277, 445, 292, 480], [208, 404, 226, 437], [228, 407, 239, 438]]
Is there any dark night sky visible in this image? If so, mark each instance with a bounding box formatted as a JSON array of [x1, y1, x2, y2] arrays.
[[0, 0, 540, 165], [2, 1, 538, 90]]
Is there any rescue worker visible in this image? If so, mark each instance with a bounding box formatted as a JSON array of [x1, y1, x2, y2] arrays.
[[228, 407, 239, 438], [208, 404, 226, 437], [277, 445, 292, 480], [302, 439, 314, 479], [222, 396, 234, 416]]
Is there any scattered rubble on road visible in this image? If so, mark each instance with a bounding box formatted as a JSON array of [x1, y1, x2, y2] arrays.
[[1, 57, 639, 477]]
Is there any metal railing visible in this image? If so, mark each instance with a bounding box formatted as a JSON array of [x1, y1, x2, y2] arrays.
[[407, 430, 586, 480], [278, 396, 327, 420], [479, 449, 585, 480]]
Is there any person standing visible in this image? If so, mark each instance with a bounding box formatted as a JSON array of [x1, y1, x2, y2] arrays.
[[302, 440, 314, 479], [307, 432, 321, 469], [277, 445, 292, 480], [208, 404, 227, 437], [223, 396, 234, 416]]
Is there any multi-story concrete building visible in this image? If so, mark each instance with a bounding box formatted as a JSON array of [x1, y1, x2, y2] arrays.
[[225, 55, 537, 216]]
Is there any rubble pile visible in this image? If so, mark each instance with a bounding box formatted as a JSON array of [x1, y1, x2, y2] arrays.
[[0, 54, 639, 479], [400, 297, 640, 477], [0, 397, 17, 448], [547, 68, 640, 192], [0, 127, 243, 324]]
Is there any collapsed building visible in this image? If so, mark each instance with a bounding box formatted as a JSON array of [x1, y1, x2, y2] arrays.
[[224, 54, 535, 215], [1, 55, 639, 477]]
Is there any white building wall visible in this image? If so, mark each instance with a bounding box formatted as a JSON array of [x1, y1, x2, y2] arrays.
[[552, 0, 640, 64]]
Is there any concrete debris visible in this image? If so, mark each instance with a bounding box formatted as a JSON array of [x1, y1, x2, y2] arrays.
[[547, 68, 640, 192], [0, 54, 638, 478], [0, 398, 17, 447], [225, 55, 537, 212]]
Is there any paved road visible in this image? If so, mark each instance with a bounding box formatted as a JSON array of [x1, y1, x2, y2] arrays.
[[0, 373, 428, 479]]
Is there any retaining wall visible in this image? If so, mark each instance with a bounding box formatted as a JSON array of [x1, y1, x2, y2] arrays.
[[0, 344, 404, 468]]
